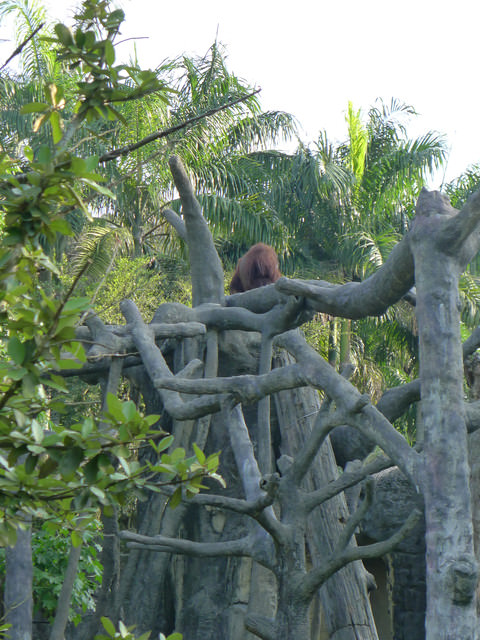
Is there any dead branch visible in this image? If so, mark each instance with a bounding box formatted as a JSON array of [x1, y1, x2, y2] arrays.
[[98, 89, 261, 163]]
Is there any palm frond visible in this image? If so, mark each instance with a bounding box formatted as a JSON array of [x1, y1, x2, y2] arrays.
[[198, 193, 289, 248], [0, 0, 54, 78], [338, 229, 401, 279], [445, 165, 480, 209], [70, 222, 134, 279], [459, 272, 480, 328], [346, 101, 368, 182]]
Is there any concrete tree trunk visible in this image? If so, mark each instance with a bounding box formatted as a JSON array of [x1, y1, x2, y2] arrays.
[[411, 190, 480, 639], [5, 523, 33, 640]]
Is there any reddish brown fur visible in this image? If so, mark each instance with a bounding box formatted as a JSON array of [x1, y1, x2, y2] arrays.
[[229, 243, 281, 294]]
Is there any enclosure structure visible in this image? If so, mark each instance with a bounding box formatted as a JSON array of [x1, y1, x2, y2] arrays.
[[68, 157, 480, 640]]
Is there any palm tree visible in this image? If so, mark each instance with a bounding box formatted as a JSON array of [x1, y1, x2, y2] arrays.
[[70, 41, 299, 273], [0, 0, 56, 153], [321, 98, 446, 278], [262, 99, 447, 427]]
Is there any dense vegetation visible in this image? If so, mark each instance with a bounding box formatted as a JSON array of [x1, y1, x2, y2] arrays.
[[2, 1, 480, 639]]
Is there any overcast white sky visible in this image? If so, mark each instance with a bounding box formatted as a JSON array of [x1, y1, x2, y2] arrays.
[[3, 0, 480, 186]]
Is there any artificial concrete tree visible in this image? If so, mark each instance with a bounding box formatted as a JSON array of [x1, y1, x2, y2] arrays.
[[72, 158, 480, 640]]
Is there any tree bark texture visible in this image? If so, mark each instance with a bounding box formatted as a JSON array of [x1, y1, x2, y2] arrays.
[[274, 351, 379, 640], [411, 195, 479, 640], [67, 173, 480, 640], [361, 467, 426, 640], [5, 523, 33, 640], [49, 543, 83, 640], [117, 338, 272, 638]]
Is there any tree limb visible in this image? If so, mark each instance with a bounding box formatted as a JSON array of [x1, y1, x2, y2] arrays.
[[225, 405, 285, 545], [190, 492, 274, 516], [120, 299, 225, 420], [162, 207, 186, 240], [169, 156, 225, 306], [275, 232, 415, 319], [154, 362, 307, 401], [304, 453, 392, 513], [279, 331, 419, 480], [335, 479, 373, 552], [287, 362, 355, 485], [1, 23, 44, 70], [300, 508, 422, 601], [121, 530, 254, 558], [376, 379, 421, 423]]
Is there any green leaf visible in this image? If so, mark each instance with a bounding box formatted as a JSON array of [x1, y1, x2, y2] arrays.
[[25, 453, 37, 474], [84, 456, 99, 483], [54, 23, 74, 46], [90, 486, 106, 502], [37, 145, 52, 164], [20, 103, 49, 114], [100, 617, 116, 637], [57, 358, 83, 370], [44, 373, 68, 392], [153, 435, 174, 453], [104, 39, 115, 66], [22, 372, 37, 397], [121, 400, 137, 422], [59, 446, 85, 478], [80, 178, 115, 198], [105, 393, 125, 422], [71, 530, 83, 547], [117, 457, 130, 476], [50, 218, 73, 236], [81, 417, 94, 437], [38, 457, 58, 478], [7, 337, 26, 365], [64, 184, 89, 215], [32, 419, 44, 443], [50, 110, 63, 144], [169, 487, 182, 509], [74, 28, 85, 47], [170, 448, 186, 463], [63, 297, 90, 312], [192, 442, 206, 464]]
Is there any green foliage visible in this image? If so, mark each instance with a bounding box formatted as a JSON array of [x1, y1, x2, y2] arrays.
[[263, 98, 446, 273], [346, 101, 368, 183], [445, 165, 480, 210], [300, 316, 330, 361], [0, 519, 102, 623], [0, 0, 220, 542], [60, 255, 192, 324], [96, 616, 182, 640], [72, 40, 298, 270]]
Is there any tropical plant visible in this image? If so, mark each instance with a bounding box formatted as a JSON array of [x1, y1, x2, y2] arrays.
[[248, 99, 446, 423], [64, 40, 299, 274], [0, 0, 228, 519]]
